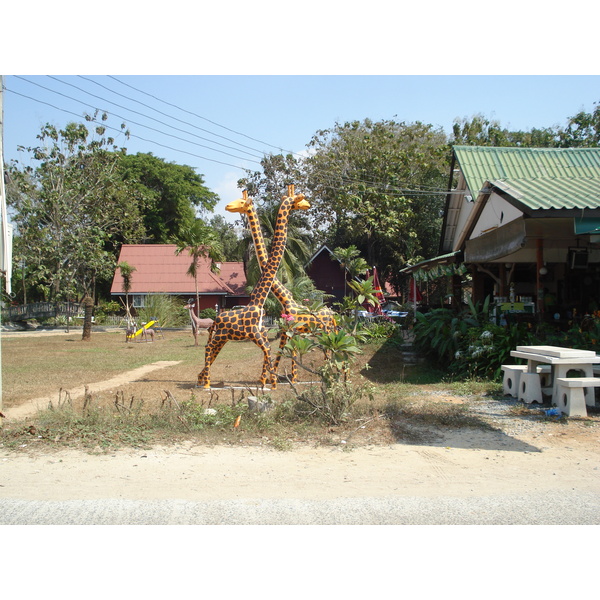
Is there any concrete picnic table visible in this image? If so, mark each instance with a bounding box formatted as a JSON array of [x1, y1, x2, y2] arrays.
[[510, 345, 600, 406]]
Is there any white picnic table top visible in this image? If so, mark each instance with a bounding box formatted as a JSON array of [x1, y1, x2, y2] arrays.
[[511, 345, 600, 367], [515, 345, 596, 358]]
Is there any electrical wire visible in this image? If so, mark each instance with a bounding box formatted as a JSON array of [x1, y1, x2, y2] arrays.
[[4, 87, 255, 171], [14, 76, 265, 164], [6, 76, 462, 198], [79, 75, 276, 157], [107, 75, 298, 156]]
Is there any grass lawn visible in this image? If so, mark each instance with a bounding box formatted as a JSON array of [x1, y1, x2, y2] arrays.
[[0, 327, 504, 452]]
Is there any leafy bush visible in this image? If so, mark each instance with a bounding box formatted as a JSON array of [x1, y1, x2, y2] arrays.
[[280, 328, 374, 425], [138, 294, 188, 328], [413, 295, 535, 380], [199, 308, 216, 320]]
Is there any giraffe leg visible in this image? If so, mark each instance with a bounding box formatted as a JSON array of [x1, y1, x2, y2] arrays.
[[250, 333, 277, 389], [197, 337, 227, 388], [272, 333, 288, 379]]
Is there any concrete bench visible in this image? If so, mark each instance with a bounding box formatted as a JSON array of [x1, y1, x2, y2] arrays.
[[502, 365, 527, 397], [502, 364, 552, 402], [554, 377, 600, 417]]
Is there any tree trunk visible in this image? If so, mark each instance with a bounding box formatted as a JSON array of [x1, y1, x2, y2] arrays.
[[81, 296, 94, 341]]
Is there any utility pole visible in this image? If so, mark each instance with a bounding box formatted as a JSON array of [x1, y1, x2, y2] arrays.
[[0, 75, 6, 419]]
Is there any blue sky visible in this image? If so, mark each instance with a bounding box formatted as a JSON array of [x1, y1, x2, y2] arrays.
[[4, 75, 600, 220], [3, 4, 600, 220]]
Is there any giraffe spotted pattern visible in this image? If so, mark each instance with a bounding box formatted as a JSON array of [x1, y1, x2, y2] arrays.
[[197, 185, 310, 389], [226, 190, 337, 382]]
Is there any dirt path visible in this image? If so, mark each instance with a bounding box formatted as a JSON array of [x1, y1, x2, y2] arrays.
[[3, 361, 182, 420], [2, 426, 600, 505]]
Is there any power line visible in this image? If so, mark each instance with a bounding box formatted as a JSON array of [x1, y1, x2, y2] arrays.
[[4, 87, 253, 171], [34, 76, 265, 161], [107, 75, 297, 156], [6, 76, 459, 198], [79, 75, 272, 157], [13, 76, 264, 165]]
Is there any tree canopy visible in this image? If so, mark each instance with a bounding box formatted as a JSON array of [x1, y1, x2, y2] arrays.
[[7, 115, 145, 301], [118, 152, 219, 243]]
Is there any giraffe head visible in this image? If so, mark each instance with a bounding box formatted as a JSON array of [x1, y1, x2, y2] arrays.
[[283, 185, 310, 212], [225, 190, 253, 215], [292, 194, 310, 211]]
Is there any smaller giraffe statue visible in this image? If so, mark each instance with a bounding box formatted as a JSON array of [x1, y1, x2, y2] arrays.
[[226, 190, 337, 381], [196, 186, 310, 389]]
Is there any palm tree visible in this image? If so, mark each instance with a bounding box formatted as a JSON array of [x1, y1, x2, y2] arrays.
[[118, 261, 137, 325], [333, 246, 369, 297], [175, 220, 225, 344], [347, 276, 380, 334]]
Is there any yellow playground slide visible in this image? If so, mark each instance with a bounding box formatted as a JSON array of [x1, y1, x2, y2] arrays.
[[130, 320, 156, 339]]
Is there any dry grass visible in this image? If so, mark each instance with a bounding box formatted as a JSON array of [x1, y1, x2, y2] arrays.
[[0, 328, 505, 452]]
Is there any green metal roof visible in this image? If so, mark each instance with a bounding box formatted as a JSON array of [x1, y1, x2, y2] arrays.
[[491, 177, 600, 210], [454, 146, 600, 211]]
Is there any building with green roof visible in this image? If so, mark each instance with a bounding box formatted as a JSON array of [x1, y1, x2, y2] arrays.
[[404, 145, 600, 321]]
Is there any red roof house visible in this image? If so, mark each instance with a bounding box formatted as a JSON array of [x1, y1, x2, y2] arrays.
[[110, 244, 249, 311]]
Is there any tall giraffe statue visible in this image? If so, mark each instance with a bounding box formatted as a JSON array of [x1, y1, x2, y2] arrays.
[[196, 185, 310, 389], [226, 190, 337, 382]]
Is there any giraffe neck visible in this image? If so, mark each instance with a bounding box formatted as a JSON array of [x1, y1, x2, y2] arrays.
[[249, 198, 293, 307], [246, 205, 293, 310]]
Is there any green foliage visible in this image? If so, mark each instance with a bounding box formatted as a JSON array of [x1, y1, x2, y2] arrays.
[[413, 296, 536, 380], [361, 319, 398, 341], [118, 152, 218, 243], [304, 119, 449, 284], [198, 308, 216, 320], [280, 325, 371, 425], [95, 300, 121, 317], [208, 214, 244, 261], [7, 114, 145, 301], [137, 294, 188, 328]]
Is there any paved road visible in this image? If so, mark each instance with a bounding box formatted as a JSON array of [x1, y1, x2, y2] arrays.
[[2, 490, 599, 525]]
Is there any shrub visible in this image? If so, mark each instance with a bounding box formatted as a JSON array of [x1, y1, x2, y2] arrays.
[[138, 295, 188, 328]]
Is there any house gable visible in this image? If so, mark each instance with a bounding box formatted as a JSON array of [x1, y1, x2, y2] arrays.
[[443, 146, 600, 254]]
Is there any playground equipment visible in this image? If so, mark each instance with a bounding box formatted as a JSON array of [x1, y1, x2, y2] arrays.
[[125, 319, 164, 343]]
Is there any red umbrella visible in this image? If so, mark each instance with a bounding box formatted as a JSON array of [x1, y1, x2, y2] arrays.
[[409, 278, 422, 302], [369, 267, 385, 314]]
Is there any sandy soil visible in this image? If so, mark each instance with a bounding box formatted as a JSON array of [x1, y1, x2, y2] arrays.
[[2, 328, 600, 504]]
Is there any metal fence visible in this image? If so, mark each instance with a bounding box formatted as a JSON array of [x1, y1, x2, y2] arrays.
[[6, 302, 81, 322]]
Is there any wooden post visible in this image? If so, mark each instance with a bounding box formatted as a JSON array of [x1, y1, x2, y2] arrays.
[[536, 239, 544, 319], [82, 296, 94, 341]]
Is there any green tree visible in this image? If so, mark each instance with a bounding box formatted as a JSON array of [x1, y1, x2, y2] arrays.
[[559, 101, 600, 147], [332, 245, 369, 297], [451, 114, 559, 147], [303, 119, 449, 288], [346, 276, 381, 334], [117, 261, 137, 322], [208, 214, 244, 261], [6, 115, 144, 302], [238, 153, 304, 205], [119, 152, 219, 243]]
